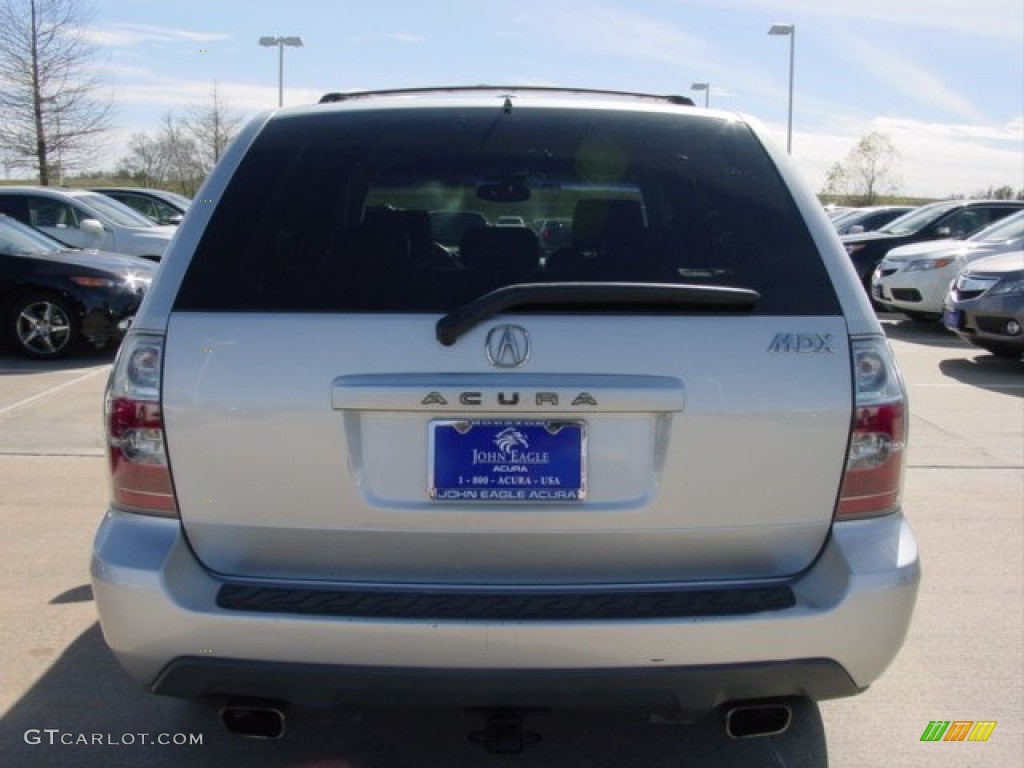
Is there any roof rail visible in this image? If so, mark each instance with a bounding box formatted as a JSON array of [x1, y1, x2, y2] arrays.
[[318, 85, 694, 107]]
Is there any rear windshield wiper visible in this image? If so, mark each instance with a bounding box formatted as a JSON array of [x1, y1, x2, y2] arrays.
[[436, 282, 760, 346]]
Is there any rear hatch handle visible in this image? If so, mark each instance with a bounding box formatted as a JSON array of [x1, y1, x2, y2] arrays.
[[436, 281, 761, 346]]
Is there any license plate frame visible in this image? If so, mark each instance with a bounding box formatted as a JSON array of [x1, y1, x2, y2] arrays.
[[429, 420, 586, 502]]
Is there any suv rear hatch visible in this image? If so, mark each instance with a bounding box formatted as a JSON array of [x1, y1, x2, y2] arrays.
[[154, 100, 854, 585]]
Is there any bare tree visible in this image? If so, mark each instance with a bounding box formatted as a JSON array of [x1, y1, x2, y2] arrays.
[[116, 87, 246, 193], [0, 0, 113, 184], [973, 184, 1022, 201], [822, 132, 902, 205], [154, 112, 202, 195], [117, 131, 167, 187], [185, 82, 243, 175]]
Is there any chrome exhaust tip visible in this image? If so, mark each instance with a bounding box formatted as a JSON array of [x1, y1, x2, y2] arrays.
[[219, 698, 287, 739], [724, 702, 792, 739]]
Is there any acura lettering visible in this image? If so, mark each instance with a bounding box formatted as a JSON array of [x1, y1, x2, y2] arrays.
[[420, 392, 598, 407]]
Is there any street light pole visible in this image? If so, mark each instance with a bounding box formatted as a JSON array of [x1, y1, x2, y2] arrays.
[[690, 82, 710, 108], [768, 23, 796, 154], [259, 36, 304, 107]]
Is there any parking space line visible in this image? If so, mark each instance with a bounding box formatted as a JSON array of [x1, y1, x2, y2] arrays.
[[0, 367, 108, 417]]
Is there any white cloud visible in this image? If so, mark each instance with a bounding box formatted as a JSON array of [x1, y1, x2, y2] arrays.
[[541, 6, 716, 68], [785, 115, 1024, 198], [347, 31, 425, 45], [837, 32, 983, 122], [706, 0, 1023, 40], [876, 116, 1024, 196], [79, 23, 230, 47], [99, 63, 323, 112], [114, 80, 321, 113]]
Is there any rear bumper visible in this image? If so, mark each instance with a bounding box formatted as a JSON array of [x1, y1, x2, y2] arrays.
[[154, 657, 857, 713], [91, 509, 919, 712]]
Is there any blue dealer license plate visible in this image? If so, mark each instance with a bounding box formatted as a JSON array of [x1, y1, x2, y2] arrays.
[[430, 420, 586, 502]]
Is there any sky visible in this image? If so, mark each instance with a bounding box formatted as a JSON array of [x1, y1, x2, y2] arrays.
[[53, 0, 1024, 197]]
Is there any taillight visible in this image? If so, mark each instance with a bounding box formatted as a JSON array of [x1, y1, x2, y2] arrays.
[[837, 337, 908, 519], [105, 334, 177, 516]]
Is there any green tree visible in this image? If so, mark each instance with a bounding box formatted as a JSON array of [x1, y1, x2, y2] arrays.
[[822, 132, 901, 205]]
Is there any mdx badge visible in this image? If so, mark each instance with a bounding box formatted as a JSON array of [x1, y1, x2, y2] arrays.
[[767, 333, 834, 354], [486, 325, 530, 368]]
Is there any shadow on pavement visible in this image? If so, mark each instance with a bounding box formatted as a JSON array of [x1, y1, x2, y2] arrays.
[[879, 316, 967, 349], [939, 355, 1024, 398], [0, 623, 828, 767]]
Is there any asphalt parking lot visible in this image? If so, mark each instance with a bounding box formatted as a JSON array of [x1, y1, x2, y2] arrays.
[[0, 318, 1020, 767]]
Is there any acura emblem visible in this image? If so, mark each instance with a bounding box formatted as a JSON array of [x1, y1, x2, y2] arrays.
[[485, 325, 530, 368]]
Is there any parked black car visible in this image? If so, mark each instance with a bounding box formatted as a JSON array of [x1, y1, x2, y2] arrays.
[[841, 200, 1024, 294], [0, 214, 155, 358], [831, 205, 916, 235]]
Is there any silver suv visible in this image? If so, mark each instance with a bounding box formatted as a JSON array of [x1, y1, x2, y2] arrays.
[[92, 87, 919, 747]]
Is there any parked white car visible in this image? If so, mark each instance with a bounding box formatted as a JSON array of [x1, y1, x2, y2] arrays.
[[872, 210, 1024, 320], [0, 187, 175, 261]]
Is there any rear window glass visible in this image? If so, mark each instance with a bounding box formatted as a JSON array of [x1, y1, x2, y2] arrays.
[[176, 106, 839, 315]]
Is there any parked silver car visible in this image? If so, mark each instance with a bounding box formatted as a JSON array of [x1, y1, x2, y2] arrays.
[[944, 251, 1024, 358], [92, 86, 918, 751], [0, 187, 174, 260], [89, 187, 191, 226]]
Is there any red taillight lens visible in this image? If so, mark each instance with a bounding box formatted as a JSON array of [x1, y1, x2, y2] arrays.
[[105, 334, 177, 516], [837, 339, 908, 519]]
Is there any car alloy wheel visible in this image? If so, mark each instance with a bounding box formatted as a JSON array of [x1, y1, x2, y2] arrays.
[[12, 294, 76, 359]]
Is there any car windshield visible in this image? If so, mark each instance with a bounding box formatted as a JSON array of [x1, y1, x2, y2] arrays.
[[0, 215, 64, 256], [969, 210, 1024, 243], [78, 193, 158, 227], [160, 191, 192, 209], [829, 209, 859, 226], [878, 202, 960, 236]]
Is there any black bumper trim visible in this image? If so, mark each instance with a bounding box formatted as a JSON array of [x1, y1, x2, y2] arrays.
[[215, 583, 796, 621], [152, 657, 860, 712]]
